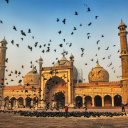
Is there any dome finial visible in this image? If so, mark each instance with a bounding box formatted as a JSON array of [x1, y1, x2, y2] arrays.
[[121, 19, 123, 23], [4, 36, 5, 39], [63, 49, 65, 57], [96, 58, 99, 64]]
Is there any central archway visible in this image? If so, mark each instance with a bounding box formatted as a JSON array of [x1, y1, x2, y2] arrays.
[[54, 92, 65, 108], [94, 95, 102, 107], [44, 76, 67, 105]]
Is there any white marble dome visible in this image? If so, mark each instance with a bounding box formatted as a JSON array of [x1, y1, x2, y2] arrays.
[[24, 66, 39, 85], [88, 60, 109, 83]]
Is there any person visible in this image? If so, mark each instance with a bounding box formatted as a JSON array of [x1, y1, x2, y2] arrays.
[[84, 102, 87, 112], [65, 106, 68, 118], [121, 102, 125, 112]]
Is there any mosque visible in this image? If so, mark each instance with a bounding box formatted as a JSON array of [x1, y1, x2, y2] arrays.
[[0, 22, 128, 109]]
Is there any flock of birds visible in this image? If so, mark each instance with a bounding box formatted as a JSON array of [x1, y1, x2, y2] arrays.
[[0, 110, 127, 118]]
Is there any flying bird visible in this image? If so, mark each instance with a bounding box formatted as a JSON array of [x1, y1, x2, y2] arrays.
[[87, 7, 91, 12], [71, 32, 74, 35], [34, 42, 38, 47], [88, 22, 92, 26], [69, 43, 72, 47], [0, 20, 3, 24], [39, 45, 42, 48], [74, 27, 77, 30], [101, 35, 104, 38], [105, 47, 109, 50], [81, 53, 84, 57], [59, 44, 63, 47], [57, 18, 59, 22], [80, 24, 82, 26], [5, 0, 9, 3], [75, 12, 78, 15], [13, 26, 17, 31], [96, 40, 100, 44], [117, 49, 120, 53], [58, 30, 61, 34], [11, 40, 14, 45], [5, 58, 8, 63], [88, 36, 91, 39], [28, 29, 31, 33], [81, 48, 84, 52], [95, 16, 99, 19], [16, 44, 19, 47], [62, 19, 66, 24]]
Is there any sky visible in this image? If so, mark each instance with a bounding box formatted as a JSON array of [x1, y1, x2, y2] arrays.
[[0, 0, 128, 86]]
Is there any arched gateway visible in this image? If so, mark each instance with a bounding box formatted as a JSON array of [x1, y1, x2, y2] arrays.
[[40, 55, 77, 108], [43, 76, 66, 108]]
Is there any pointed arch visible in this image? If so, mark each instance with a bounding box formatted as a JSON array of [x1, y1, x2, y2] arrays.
[[85, 96, 92, 107], [104, 95, 112, 107], [10, 97, 16, 108], [75, 96, 83, 108], [114, 95, 122, 106], [25, 97, 31, 108], [94, 95, 102, 107], [17, 97, 24, 108], [4, 96, 9, 107]]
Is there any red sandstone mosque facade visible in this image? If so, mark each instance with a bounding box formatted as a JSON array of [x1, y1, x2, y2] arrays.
[[0, 22, 128, 109]]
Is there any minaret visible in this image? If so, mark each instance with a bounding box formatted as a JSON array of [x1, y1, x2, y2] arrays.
[[70, 54, 74, 107], [0, 38, 7, 107], [39, 57, 43, 101], [118, 21, 128, 104]]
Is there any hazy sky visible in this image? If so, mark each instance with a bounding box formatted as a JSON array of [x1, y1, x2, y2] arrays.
[[0, 0, 128, 86]]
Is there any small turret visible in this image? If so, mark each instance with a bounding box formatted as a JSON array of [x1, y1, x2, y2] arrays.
[[70, 54, 74, 66]]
